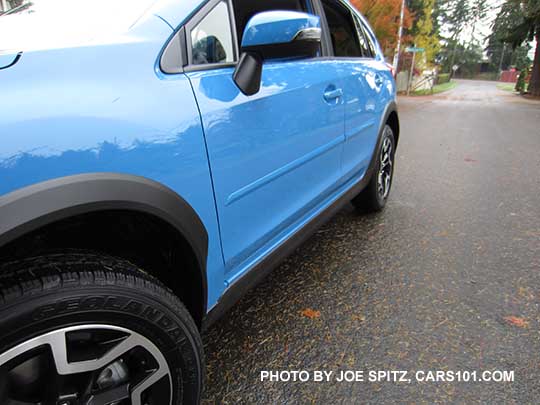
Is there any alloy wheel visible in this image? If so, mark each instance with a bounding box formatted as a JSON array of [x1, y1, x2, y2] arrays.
[[0, 324, 172, 405], [377, 131, 394, 200]]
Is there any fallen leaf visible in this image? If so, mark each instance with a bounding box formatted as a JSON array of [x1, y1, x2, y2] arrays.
[[504, 316, 529, 328], [352, 314, 366, 322], [301, 308, 321, 319], [518, 287, 535, 300]]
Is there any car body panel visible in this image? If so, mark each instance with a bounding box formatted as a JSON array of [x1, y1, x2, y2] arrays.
[[0, 0, 397, 316], [341, 6, 396, 182], [186, 59, 345, 283], [149, 0, 208, 31], [0, 0, 161, 53], [340, 58, 395, 182], [0, 11, 226, 307]]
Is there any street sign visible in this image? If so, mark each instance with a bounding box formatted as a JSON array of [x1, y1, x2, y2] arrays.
[[405, 47, 425, 53]]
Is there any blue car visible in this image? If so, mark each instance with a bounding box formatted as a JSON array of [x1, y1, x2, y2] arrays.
[[0, 0, 399, 402]]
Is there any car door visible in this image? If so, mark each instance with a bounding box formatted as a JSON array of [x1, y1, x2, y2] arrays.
[[185, 0, 345, 281], [320, 0, 388, 182]]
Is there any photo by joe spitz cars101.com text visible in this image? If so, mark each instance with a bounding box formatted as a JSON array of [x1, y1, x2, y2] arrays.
[[0, 0, 398, 402]]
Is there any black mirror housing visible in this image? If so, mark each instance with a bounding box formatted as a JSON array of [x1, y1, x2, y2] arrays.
[[233, 52, 263, 96], [233, 36, 320, 97]]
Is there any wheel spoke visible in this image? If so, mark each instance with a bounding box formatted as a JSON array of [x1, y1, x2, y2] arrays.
[[84, 383, 130, 405], [377, 134, 394, 200], [131, 367, 169, 405], [0, 325, 172, 405], [52, 333, 138, 375]]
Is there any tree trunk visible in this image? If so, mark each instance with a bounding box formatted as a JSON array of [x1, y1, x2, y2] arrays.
[[529, 34, 540, 97]]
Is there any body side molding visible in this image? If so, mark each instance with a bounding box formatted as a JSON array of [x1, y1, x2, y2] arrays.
[[0, 173, 209, 295]]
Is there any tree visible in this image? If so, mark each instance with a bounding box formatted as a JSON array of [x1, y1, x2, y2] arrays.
[[487, 5, 532, 73], [435, 0, 493, 75], [487, 1, 530, 72], [437, 0, 472, 73], [437, 42, 484, 76], [501, 0, 540, 96], [467, 0, 490, 47], [413, 0, 441, 66], [352, 0, 413, 57]]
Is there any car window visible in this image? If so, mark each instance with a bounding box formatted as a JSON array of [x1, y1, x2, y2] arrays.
[[321, 0, 361, 58], [353, 15, 373, 58], [191, 1, 234, 65], [362, 21, 377, 57]]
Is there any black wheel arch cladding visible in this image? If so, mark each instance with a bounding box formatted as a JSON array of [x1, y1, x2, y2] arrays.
[[0, 173, 209, 315]]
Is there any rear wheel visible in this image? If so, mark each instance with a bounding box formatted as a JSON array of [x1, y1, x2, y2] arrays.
[[0, 252, 204, 405], [352, 124, 396, 212]]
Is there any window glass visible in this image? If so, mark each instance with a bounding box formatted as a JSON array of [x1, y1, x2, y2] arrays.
[[321, 0, 361, 58], [354, 16, 372, 57], [362, 23, 377, 57], [191, 1, 234, 65], [353, 15, 378, 58]]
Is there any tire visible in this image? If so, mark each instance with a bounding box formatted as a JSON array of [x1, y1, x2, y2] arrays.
[[0, 252, 204, 405], [352, 124, 396, 213]]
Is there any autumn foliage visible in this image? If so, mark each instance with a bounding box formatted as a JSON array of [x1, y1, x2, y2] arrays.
[[351, 0, 412, 55]]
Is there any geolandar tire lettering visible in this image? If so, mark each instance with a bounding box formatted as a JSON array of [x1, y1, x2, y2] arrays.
[[0, 252, 204, 404]]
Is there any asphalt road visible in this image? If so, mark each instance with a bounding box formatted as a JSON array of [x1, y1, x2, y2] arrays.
[[202, 80, 540, 404]]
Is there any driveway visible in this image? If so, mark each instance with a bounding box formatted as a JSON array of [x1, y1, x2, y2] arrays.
[[202, 80, 540, 403]]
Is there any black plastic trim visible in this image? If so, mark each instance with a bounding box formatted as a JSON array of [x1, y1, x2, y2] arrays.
[[203, 101, 399, 328], [179, 27, 188, 67], [233, 51, 263, 96], [160, 29, 185, 74], [311, 0, 333, 56], [185, 0, 239, 70], [242, 38, 320, 61], [0, 52, 22, 70], [0, 173, 209, 306]]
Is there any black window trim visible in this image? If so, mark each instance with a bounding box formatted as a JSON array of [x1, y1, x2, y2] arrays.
[[350, 3, 379, 59], [184, 0, 239, 72], [160, 0, 332, 74], [355, 14, 378, 59], [311, 0, 333, 57], [353, 13, 374, 58]]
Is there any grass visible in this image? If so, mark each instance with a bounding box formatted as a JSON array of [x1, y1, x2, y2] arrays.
[[497, 82, 531, 93], [412, 81, 458, 96], [497, 83, 516, 92]]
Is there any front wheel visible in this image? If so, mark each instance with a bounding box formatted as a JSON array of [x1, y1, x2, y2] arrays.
[[352, 124, 396, 212], [0, 253, 204, 405]]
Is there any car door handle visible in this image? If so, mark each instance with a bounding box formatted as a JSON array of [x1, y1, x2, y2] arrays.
[[323, 88, 343, 101], [374, 74, 384, 87]]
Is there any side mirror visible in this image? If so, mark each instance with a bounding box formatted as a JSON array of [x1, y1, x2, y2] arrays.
[[233, 11, 321, 96]]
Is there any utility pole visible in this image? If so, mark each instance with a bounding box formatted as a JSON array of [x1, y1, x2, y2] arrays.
[[448, 36, 462, 79], [498, 43, 507, 76], [392, 0, 406, 74], [407, 47, 416, 96]]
